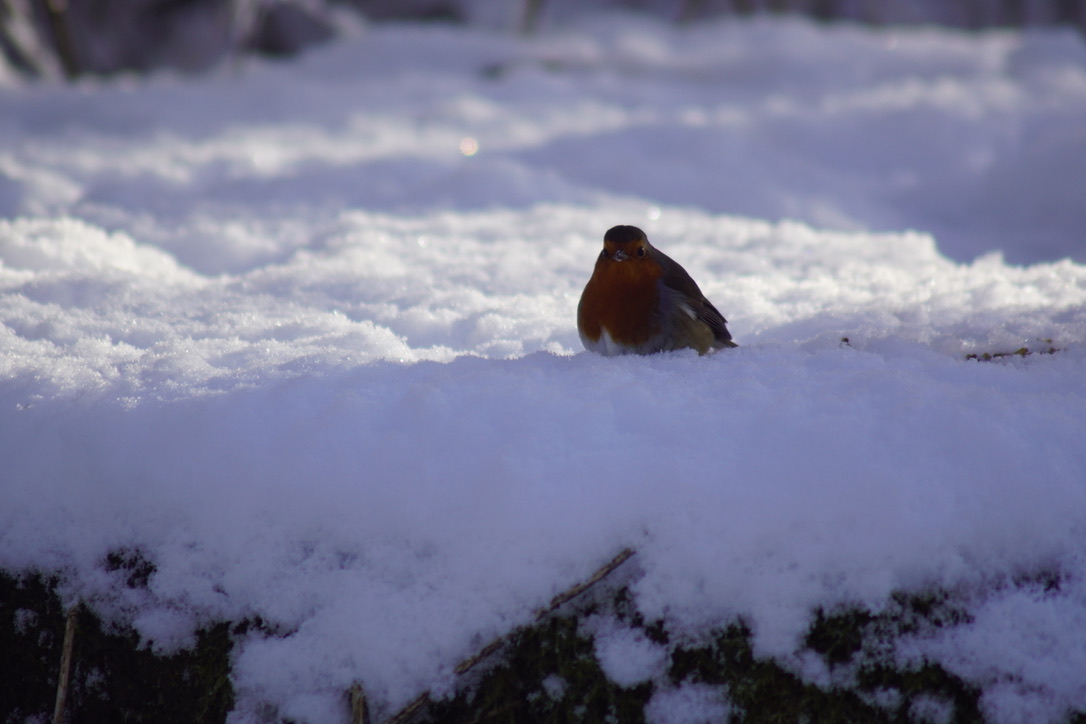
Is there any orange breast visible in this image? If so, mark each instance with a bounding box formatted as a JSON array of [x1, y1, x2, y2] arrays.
[[578, 257, 664, 348]]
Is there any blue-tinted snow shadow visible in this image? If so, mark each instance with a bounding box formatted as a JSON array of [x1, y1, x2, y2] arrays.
[[75, 154, 600, 218], [512, 123, 1086, 266], [56, 118, 1086, 269]]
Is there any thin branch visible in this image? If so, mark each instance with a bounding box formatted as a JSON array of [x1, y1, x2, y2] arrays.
[[52, 605, 78, 724], [538, 547, 635, 619]]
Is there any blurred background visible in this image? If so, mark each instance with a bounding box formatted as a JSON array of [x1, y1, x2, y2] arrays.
[[3, 0, 1085, 80]]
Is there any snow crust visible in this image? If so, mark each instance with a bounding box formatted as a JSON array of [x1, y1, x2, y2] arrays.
[[1, 13, 1085, 723]]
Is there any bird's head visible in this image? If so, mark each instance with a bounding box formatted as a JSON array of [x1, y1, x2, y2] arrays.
[[600, 225, 653, 264]]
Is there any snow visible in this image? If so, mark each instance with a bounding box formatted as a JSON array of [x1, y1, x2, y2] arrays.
[[589, 615, 670, 687], [645, 682, 732, 724], [1, 11, 1085, 724]]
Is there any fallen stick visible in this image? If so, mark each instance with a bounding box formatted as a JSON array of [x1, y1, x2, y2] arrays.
[[385, 547, 636, 724], [538, 547, 636, 620], [350, 681, 371, 724], [52, 605, 79, 724]]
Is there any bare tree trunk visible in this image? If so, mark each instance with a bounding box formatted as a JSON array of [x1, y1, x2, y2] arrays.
[[40, 0, 77, 78], [1000, 0, 1027, 26], [809, 0, 838, 22], [733, 0, 758, 16], [1054, 0, 1084, 29], [679, 0, 707, 23], [520, 0, 544, 34]]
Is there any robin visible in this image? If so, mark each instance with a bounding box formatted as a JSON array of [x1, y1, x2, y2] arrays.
[[577, 225, 737, 356]]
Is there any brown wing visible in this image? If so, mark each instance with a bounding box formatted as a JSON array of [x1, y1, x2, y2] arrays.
[[655, 248, 737, 348]]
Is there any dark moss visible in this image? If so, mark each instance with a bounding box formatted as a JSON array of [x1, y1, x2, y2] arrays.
[[419, 584, 986, 724], [1, 569, 68, 723], [104, 548, 157, 590], [806, 606, 875, 668], [610, 587, 669, 646], [857, 662, 982, 723], [68, 611, 234, 723], [884, 589, 973, 635], [1, 565, 234, 724], [670, 621, 883, 723], [800, 592, 981, 723], [1, 563, 1051, 724]]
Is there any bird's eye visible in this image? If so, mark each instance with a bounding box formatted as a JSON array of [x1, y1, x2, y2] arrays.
[[600, 249, 609, 259], [636, 246, 646, 257]]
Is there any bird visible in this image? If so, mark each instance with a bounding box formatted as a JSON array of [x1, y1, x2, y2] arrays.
[[577, 225, 737, 356]]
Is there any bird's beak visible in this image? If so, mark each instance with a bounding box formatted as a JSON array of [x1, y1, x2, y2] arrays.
[[611, 249, 629, 262]]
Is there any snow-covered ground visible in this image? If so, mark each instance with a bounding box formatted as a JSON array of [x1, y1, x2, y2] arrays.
[[2, 12, 1086, 724]]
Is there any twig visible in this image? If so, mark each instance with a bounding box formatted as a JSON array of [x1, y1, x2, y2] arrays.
[[966, 341, 1059, 361], [52, 605, 78, 724], [384, 548, 636, 724], [385, 694, 429, 724], [538, 547, 635, 619], [350, 682, 371, 724]]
